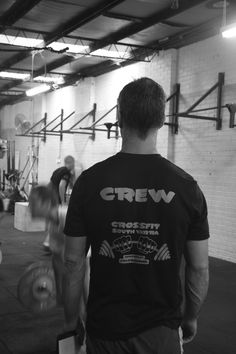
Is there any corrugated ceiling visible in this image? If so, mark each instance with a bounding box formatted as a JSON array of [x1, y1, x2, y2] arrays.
[[0, 0, 235, 107]]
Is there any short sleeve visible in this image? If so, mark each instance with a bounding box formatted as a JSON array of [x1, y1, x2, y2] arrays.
[[58, 205, 68, 231], [0, 199, 3, 212], [188, 183, 210, 241], [61, 173, 70, 183], [64, 173, 87, 237]]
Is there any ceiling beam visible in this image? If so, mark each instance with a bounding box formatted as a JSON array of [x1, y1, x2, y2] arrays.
[[88, 0, 206, 53], [0, 0, 204, 80], [0, 0, 125, 72], [103, 12, 143, 23], [44, 0, 125, 44], [0, 0, 42, 26], [38, 0, 206, 77], [0, 0, 210, 108], [0, 14, 222, 108], [0, 93, 23, 97], [3, 67, 71, 76], [77, 16, 223, 78], [55, 0, 207, 81], [0, 0, 125, 101]]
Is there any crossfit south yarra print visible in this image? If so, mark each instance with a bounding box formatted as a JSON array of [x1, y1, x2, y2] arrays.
[[99, 187, 175, 265]]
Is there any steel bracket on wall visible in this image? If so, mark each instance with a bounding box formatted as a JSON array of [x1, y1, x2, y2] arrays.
[[60, 103, 97, 139], [79, 104, 119, 139], [166, 72, 225, 133], [16, 105, 97, 140], [165, 83, 180, 134]]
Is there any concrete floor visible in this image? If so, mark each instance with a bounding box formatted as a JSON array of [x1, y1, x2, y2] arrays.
[[0, 214, 64, 354], [0, 214, 236, 354]]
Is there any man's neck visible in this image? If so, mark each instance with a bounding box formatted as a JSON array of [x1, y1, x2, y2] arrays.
[[121, 130, 158, 155]]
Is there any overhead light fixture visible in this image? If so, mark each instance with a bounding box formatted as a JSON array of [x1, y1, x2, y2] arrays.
[[0, 34, 89, 54], [26, 84, 51, 97], [221, 0, 235, 38], [1, 91, 23, 96], [33, 75, 65, 85], [49, 42, 89, 54], [207, 0, 230, 9], [112, 59, 122, 66], [0, 71, 30, 80], [0, 34, 44, 48], [91, 49, 130, 59], [222, 23, 236, 38]]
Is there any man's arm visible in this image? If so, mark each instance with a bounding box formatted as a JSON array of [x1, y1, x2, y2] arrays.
[[182, 239, 209, 343], [59, 179, 67, 203], [62, 235, 87, 331]]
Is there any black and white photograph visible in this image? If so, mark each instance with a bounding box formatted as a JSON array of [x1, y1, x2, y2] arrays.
[[0, 1, 235, 353]]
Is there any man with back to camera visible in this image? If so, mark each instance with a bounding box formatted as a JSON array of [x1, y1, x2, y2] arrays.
[[62, 78, 209, 353]]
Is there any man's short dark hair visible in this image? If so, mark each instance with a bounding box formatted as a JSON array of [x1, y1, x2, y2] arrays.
[[118, 77, 166, 139]]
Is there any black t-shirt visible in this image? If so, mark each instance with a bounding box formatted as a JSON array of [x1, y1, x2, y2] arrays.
[[50, 167, 71, 199], [0, 198, 3, 212], [64, 153, 210, 340]]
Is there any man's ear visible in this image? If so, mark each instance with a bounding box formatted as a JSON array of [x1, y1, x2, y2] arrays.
[[117, 105, 123, 128]]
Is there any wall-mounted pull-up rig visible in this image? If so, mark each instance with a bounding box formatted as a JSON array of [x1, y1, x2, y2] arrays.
[[16, 103, 120, 141], [165, 72, 226, 133], [16, 105, 97, 142], [78, 104, 119, 139], [16, 72, 236, 141]]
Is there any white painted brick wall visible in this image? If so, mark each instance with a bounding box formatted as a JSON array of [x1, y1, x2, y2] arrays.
[[175, 35, 236, 263]]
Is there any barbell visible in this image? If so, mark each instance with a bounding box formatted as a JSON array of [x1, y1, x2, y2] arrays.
[[17, 261, 57, 314]]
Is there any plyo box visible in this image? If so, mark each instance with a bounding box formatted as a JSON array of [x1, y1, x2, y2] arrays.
[[14, 202, 46, 232]]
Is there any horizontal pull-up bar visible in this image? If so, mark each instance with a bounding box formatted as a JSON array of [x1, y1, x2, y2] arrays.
[[53, 130, 93, 135], [16, 132, 60, 138], [166, 105, 228, 117], [178, 113, 217, 121], [87, 128, 118, 133]]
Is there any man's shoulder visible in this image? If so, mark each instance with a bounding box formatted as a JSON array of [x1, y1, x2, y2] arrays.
[[58, 205, 68, 228], [53, 166, 68, 175], [79, 155, 196, 187], [161, 157, 195, 184], [82, 155, 117, 176]]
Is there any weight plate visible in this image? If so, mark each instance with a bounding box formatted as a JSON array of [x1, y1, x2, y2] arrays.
[[17, 261, 57, 314]]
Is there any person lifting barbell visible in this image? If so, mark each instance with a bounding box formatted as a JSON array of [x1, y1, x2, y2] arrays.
[[18, 185, 90, 348]]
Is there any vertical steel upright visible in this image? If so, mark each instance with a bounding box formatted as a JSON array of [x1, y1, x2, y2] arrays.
[[60, 109, 64, 141], [91, 103, 97, 140], [216, 72, 225, 130]]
